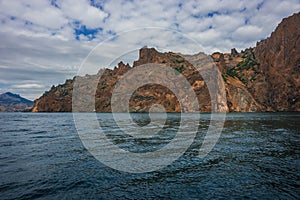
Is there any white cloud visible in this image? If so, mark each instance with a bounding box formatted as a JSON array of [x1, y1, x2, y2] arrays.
[[212, 13, 245, 32], [0, 0, 67, 29], [0, 0, 299, 99], [232, 25, 263, 42], [22, 6, 67, 29], [0, 31, 94, 99], [59, 0, 108, 28], [11, 83, 44, 89]]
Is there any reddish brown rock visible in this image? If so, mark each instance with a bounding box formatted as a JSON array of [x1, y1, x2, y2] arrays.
[[32, 79, 73, 112], [31, 12, 300, 113], [254, 12, 300, 111]]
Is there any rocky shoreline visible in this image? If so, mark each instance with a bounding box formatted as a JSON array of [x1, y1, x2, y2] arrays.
[[31, 13, 300, 113]]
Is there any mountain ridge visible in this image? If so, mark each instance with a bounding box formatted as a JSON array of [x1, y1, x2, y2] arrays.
[[31, 12, 300, 112], [0, 92, 33, 112]]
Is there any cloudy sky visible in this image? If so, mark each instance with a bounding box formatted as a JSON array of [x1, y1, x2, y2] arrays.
[[0, 0, 299, 99]]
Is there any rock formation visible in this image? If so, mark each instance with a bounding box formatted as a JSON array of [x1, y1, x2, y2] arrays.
[[254, 12, 300, 111], [32, 12, 300, 112]]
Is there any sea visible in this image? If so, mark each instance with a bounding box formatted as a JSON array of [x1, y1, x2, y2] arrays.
[[0, 112, 299, 199]]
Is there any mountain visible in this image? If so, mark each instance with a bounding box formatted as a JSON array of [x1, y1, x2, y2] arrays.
[[254, 12, 300, 111], [0, 92, 34, 112], [31, 12, 300, 112]]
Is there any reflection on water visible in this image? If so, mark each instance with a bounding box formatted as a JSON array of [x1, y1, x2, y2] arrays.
[[0, 112, 299, 199], [99, 113, 181, 153]]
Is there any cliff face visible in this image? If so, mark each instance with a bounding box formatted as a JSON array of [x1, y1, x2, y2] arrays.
[[32, 80, 73, 112], [32, 12, 300, 112], [211, 49, 264, 112], [254, 12, 300, 111]]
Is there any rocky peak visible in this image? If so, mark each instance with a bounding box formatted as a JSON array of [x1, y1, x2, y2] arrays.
[[114, 61, 131, 72], [133, 47, 162, 67], [231, 48, 238, 57], [254, 12, 300, 111], [31, 12, 300, 113], [256, 12, 300, 73]]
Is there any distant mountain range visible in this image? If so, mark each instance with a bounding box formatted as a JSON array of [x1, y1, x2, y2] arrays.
[[0, 92, 33, 112], [31, 12, 299, 112]]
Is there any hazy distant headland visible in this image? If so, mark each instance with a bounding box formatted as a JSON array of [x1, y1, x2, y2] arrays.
[[29, 12, 299, 113], [0, 92, 33, 112]]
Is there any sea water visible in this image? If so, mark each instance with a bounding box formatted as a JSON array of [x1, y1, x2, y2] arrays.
[[0, 112, 299, 199]]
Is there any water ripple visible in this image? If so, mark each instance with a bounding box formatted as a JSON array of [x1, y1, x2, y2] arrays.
[[0, 112, 299, 199]]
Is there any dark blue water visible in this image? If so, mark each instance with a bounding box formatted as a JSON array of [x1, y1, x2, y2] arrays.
[[0, 113, 299, 199]]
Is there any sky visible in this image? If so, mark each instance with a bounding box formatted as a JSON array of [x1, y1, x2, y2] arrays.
[[0, 0, 299, 100]]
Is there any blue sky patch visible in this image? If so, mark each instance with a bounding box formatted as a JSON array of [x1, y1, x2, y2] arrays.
[[240, 7, 247, 12], [74, 25, 103, 40], [257, 2, 264, 10], [25, 21, 33, 26], [50, 0, 59, 8], [90, 0, 104, 11], [245, 18, 250, 24], [207, 11, 220, 17], [107, 30, 117, 36], [178, 3, 183, 9]]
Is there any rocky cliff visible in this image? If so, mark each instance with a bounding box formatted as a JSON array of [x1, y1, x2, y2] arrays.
[[32, 12, 300, 112], [254, 12, 300, 111]]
